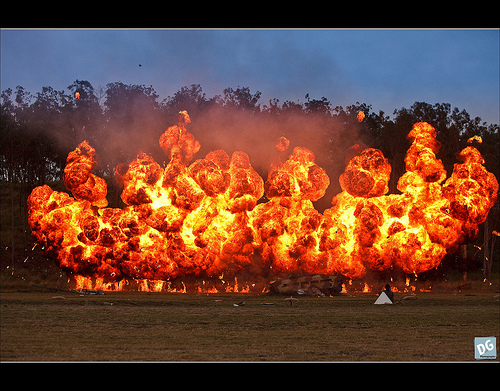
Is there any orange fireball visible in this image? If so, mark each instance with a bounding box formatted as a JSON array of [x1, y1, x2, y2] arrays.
[[357, 110, 365, 122], [27, 113, 498, 288]]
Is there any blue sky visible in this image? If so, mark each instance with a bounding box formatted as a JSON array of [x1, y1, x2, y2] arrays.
[[1, 28, 499, 124]]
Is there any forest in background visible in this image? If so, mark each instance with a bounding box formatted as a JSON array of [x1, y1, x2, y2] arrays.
[[1, 80, 499, 284]]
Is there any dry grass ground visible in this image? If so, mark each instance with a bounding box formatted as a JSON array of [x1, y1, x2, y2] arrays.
[[1, 289, 498, 362]]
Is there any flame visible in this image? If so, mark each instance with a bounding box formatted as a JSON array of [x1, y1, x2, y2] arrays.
[[357, 111, 365, 122], [74, 275, 124, 291], [138, 279, 165, 292], [75, 91, 80, 100], [467, 135, 482, 144], [27, 113, 498, 289], [275, 136, 290, 152], [340, 280, 430, 294]]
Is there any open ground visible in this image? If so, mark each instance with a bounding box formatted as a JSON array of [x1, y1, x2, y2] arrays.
[[1, 289, 498, 362]]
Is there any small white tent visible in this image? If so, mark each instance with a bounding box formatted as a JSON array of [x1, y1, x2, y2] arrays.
[[374, 291, 393, 304]]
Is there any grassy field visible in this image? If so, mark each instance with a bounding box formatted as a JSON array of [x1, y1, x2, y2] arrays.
[[1, 289, 498, 362]]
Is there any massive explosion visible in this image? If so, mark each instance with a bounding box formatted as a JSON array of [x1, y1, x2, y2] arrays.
[[27, 111, 498, 291]]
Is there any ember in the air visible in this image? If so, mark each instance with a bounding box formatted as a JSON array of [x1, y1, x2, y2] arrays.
[[27, 112, 498, 288], [357, 110, 365, 122]]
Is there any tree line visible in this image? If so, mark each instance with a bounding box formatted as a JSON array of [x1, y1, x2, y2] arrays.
[[1, 80, 499, 279], [2, 80, 499, 186]]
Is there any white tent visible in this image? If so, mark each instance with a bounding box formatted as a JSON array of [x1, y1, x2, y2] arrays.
[[374, 291, 393, 304]]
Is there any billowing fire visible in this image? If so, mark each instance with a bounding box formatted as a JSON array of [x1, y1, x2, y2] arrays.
[[27, 112, 498, 291]]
